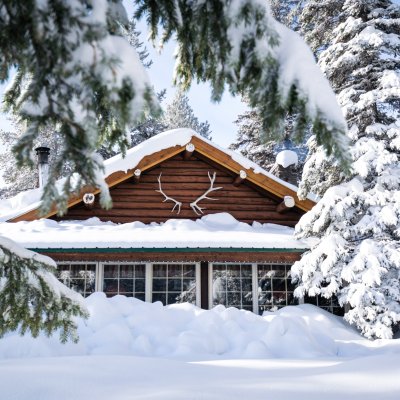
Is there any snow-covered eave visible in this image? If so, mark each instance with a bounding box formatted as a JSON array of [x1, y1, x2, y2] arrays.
[[1, 128, 317, 222], [28, 247, 308, 253], [0, 214, 313, 251]]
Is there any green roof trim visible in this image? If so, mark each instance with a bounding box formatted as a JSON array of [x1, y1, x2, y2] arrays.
[[28, 247, 307, 254]]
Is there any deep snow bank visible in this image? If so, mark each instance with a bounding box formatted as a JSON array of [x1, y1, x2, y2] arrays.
[[1, 293, 399, 360]]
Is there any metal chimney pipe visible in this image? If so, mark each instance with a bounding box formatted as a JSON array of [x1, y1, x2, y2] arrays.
[[35, 146, 50, 188]]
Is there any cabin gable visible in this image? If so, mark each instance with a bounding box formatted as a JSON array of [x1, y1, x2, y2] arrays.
[[53, 151, 305, 226]]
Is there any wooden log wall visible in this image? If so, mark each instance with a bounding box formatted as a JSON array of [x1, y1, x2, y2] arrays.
[[53, 152, 304, 226]]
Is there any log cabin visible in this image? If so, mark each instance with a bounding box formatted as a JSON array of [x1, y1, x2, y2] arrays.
[[0, 129, 343, 315]]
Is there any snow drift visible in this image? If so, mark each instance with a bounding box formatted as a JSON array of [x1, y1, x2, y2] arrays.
[[1, 293, 399, 361]]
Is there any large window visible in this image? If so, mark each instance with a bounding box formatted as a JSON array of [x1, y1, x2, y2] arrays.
[[210, 263, 253, 311], [257, 263, 298, 314], [103, 263, 146, 301], [56, 262, 200, 305], [57, 262, 97, 297], [55, 261, 342, 316], [209, 262, 298, 314], [152, 263, 197, 305]]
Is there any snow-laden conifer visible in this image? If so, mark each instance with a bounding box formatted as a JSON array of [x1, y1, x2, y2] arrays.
[[292, 0, 400, 339], [0, 236, 87, 342], [162, 91, 212, 140], [230, 104, 308, 184]]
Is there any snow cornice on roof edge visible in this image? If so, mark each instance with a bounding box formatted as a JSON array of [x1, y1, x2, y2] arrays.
[[3, 128, 317, 222]]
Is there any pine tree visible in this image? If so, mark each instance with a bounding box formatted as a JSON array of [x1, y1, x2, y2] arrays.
[[297, 0, 348, 199], [269, 0, 307, 30], [230, 108, 276, 169], [0, 120, 72, 199], [0, 0, 350, 340], [0, 237, 88, 342], [162, 91, 212, 140], [230, 103, 308, 184], [292, 0, 400, 339], [125, 17, 153, 69], [130, 89, 168, 146]]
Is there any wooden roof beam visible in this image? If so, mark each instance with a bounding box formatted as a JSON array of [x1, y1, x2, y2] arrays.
[[132, 168, 141, 183], [276, 196, 296, 213], [233, 170, 247, 187], [183, 143, 195, 160]]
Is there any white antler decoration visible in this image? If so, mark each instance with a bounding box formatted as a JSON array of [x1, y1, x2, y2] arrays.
[[156, 173, 182, 214], [190, 171, 223, 215]]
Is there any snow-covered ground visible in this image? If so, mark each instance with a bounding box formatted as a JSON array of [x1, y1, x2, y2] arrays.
[[1, 294, 399, 399]]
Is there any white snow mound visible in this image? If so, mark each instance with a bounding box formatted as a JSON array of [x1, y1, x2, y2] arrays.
[[1, 294, 398, 361], [276, 150, 298, 168]]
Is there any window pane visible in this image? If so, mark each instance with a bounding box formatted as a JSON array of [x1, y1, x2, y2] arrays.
[[229, 265, 241, 277], [168, 279, 182, 291], [271, 266, 286, 277], [258, 292, 272, 306], [135, 279, 145, 293], [242, 278, 252, 292], [152, 293, 166, 304], [70, 279, 85, 295], [272, 291, 287, 306], [135, 293, 145, 302], [152, 278, 166, 292], [120, 265, 134, 278], [167, 292, 181, 305], [168, 265, 181, 278], [135, 265, 146, 278], [183, 264, 196, 278], [182, 279, 195, 291], [272, 279, 286, 291], [104, 265, 119, 278], [70, 266, 85, 278], [103, 279, 119, 294], [119, 279, 134, 293], [241, 265, 252, 277], [242, 292, 253, 306], [153, 264, 166, 277]]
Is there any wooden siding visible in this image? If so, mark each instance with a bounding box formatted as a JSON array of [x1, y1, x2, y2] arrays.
[[53, 152, 304, 226]]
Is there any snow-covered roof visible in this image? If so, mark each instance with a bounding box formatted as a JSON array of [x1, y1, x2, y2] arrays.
[[0, 213, 312, 250], [0, 128, 317, 222]]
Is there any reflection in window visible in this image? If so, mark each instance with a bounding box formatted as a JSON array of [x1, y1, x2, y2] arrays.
[[103, 263, 146, 301], [212, 263, 253, 311], [304, 294, 344, 316], [257, 264, 297, 314], [152, 264, 196, 305], [57, 263, 96, 297]]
